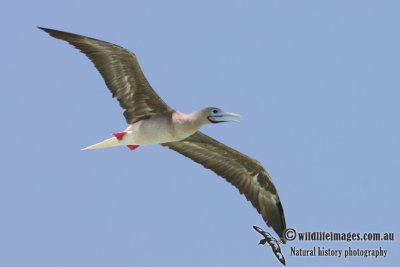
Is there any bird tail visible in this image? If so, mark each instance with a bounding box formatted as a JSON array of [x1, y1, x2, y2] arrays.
[[81, 137, 120, 150]]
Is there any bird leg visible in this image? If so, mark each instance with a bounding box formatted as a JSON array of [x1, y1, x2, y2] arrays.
[[127, 145, 139, 150], [113, 132, 139, 150], [113, 132, 128, 140]]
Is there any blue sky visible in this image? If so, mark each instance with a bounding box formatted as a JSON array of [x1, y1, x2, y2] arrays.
[[1, 0, 399, 266]]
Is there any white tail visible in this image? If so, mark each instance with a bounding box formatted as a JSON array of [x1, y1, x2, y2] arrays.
[[82, 137, 120, 150]]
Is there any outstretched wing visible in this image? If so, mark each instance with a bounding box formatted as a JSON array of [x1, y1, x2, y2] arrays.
[[39, 27, 172, 124], [162, 132, 286, 242], [253, 225, 271, 238]]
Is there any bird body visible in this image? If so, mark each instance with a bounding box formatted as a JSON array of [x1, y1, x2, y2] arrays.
[[84, 112, 184, 150], [39, 27, 287, 243], [83, 108, 239, 149]]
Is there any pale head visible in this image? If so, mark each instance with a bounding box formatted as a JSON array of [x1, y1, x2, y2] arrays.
[[204, 107, 241, 124]]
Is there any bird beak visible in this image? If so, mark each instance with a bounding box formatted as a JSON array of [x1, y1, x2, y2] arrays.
[[210, 112, 241, 123]]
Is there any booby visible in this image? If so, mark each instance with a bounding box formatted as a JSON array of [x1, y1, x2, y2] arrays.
[[39, 27, 287, 242]]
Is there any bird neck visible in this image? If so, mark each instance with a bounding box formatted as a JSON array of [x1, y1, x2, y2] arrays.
[[187, 109, 210, 128], [172, 109, 209, 134]]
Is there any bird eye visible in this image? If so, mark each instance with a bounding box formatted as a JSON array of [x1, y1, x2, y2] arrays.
[[212, 109, 218, 114]]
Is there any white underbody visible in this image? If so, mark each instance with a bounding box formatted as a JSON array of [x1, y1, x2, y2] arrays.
[[83, 112, 201, 150], [121, 119, 191, 145]]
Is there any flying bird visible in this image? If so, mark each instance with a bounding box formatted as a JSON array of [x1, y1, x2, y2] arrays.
[[253, 225, 286, 265], [39, 27, 287, 242]]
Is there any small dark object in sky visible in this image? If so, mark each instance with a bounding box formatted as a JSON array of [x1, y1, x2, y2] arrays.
[[253, 225, 286, 266]]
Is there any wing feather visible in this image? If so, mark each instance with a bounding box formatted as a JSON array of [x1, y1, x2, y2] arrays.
[[39, 27, 172, 123], [162, 132, 286, 242]]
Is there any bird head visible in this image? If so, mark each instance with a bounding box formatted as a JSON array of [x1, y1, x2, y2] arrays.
[[205, 107, 241, 124], [258, 239, 267, 245]]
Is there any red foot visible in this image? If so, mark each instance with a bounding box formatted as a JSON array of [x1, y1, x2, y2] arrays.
[[127, 145, 139, 151], [113, 132, 127, 140]]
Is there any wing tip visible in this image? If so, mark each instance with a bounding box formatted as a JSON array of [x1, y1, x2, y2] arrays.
[[273, 198, 287, 244], [37, 26, 53, 34], [37, 26, 68, 40]]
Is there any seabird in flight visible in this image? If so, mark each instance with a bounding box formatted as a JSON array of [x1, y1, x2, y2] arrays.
[[39, 27, 287, 242]]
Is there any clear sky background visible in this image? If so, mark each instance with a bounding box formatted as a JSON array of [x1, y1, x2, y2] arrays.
[[1, 0, 399, 266]]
